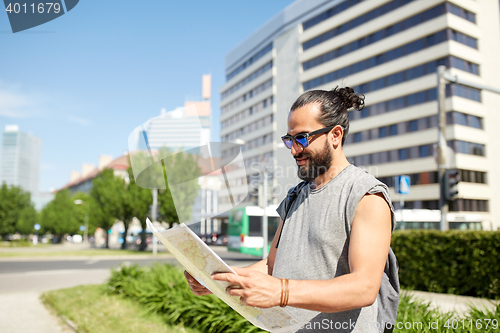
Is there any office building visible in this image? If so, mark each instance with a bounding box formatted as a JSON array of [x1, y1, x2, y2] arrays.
[[130, 75, 222, 234], [219, 0, 500, 230], [144, 75, 212, 151], [0, 125, 42, 195]]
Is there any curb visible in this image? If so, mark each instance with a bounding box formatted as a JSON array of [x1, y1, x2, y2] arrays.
[[61, 315, 79, 333]]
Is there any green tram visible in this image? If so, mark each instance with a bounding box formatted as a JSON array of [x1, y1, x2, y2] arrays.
[[227, 205, 280, 256]]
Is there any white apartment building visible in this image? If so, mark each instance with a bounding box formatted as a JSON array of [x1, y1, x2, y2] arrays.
[[0, 125, 42, 195], [219, 0, 500, 230]]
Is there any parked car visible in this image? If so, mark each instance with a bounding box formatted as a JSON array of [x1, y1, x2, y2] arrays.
[[215, 234, 228, 246]]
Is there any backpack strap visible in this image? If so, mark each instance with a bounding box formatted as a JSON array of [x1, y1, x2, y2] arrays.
[[275, 181, 308, 248]]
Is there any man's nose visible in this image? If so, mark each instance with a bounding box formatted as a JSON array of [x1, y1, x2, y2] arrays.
[[291, 140, 303, 156]]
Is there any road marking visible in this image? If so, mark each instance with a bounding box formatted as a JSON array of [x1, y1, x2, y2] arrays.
[[85, 259, 99, 265]]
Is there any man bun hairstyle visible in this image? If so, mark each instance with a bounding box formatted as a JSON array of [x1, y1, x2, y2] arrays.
[[290, 86, 365, 145]]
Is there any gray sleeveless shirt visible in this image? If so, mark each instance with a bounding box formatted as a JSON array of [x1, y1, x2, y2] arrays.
[[273, 165, 399, 333]]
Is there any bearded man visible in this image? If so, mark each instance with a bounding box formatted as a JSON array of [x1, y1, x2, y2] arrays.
[[186, 87, 400, 333]]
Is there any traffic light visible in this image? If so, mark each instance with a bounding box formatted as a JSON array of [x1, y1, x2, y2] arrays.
[[444, 169, 460, 200]]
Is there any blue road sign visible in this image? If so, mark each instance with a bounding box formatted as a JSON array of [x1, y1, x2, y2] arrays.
[[34, 223, 40, 231], [396, 175, 410, 195]]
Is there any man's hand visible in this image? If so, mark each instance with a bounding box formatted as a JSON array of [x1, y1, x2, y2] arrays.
[[184, 270, 212, 296], [211, 266, 281, 308]]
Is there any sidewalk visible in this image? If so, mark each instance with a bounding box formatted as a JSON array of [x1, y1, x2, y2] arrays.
[[405, 290, 499, 315], [0, 268, 111, 333], [0, 292, 71, 333]]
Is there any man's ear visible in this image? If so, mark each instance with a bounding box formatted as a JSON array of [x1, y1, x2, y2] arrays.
[[332, 126, 343, 148]]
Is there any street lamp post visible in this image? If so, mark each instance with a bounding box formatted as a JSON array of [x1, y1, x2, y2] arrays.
[[74, 199, 89, 243], [437, 66, 448, 231], [235, 139, 270, 260]]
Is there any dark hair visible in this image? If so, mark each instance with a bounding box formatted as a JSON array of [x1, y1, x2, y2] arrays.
[[290, 87, 365, 145]]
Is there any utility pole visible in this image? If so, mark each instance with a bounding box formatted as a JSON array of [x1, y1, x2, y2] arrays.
[[152, 188, 158, 255], [437, 66, 448, 231], [262, 168, 268, 260]]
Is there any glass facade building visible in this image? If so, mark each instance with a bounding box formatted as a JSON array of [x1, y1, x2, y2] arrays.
[[0, 126, 42, 195]]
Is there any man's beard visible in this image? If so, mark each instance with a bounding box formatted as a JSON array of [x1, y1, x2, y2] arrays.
[[296, 141, 332, 182]]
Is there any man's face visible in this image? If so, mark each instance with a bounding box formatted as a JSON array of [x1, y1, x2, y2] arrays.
[[287, 103, 333, 182]]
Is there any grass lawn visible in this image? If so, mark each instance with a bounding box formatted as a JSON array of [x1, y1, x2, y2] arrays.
[[0, 241, 50, 248], [42, 284, 199, 333]]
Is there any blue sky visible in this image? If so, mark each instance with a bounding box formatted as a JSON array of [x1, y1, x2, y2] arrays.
[[0, 0, 294, 192]]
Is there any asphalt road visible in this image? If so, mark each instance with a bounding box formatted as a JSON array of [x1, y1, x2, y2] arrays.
[[0, 258, 178, 274], [0, 247, 261, 275], [0, 246, 261, 294]]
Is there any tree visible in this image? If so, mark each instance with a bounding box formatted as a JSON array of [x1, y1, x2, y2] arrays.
[[40, 189, 79, 242], [90, 169, 126, 248], [16, 204, 38, 236], [0, 183, 37, 238]]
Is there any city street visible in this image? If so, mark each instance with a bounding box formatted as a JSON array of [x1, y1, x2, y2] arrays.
[[0, 244, 261, 333]]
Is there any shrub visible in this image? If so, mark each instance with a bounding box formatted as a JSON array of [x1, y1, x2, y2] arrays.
[[107, 264, 264, 333], [391, 230, 500, 298]]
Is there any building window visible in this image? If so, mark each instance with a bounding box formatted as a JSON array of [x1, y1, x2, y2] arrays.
[[361, 108, 369, 118], [222, 62, 272, 100], [302, 0, 364, 30], [348, 85, 479, 123], [348, 141, 484, 166], [302, 3, 477, 70], [448, 140, 485, 156], [419, 145, 429, 158], [469, 115, 482, 129], [354, 132, 362, 143], [447, 3, 476, 23], [398, 148, 409, 160], [389, 125, 397, 136], [303, 29, 478, 91], [304, 0, 418, 49], [379, 127, 387, 138], [409, 120, 418, 132], [449, 199, 488, 212], [226, 43, 272, 81]]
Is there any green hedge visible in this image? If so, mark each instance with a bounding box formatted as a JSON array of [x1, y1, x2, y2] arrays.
[[391, 230, 500, 298], [107, 264, 264, 333]]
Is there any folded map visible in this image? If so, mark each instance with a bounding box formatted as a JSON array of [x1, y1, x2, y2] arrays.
[[146, 219, 297, 332]]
